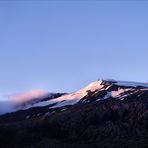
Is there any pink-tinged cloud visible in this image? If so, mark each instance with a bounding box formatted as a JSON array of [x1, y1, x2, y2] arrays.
[[8, 89, 49, 104]]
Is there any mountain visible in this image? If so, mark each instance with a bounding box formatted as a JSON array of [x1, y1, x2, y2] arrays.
[[0, 79, 148, 148]]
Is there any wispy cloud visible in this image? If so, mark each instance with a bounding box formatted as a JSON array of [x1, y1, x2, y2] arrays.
[[7, 89, 49, 104]]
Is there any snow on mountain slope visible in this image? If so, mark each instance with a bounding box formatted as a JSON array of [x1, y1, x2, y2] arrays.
[[95, 88, 132, 101], [105, 79, 148, 87], [31, 80, 104, 109], [29, 79, 148, 109], [1, 79, 148, 115]]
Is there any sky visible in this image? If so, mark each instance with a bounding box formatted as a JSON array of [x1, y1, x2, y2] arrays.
[[0, 1, 148, 99]]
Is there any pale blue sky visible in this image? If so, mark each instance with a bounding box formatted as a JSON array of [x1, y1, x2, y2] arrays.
[[0, 1, 148, 98]]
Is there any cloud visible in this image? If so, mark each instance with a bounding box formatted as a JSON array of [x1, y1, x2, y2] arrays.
[[8, 89, 49, 104]]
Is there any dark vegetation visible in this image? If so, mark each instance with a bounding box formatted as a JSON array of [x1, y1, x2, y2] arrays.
[[0, 96, 148, 148]]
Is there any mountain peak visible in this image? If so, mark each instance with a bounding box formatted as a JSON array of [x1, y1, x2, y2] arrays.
[[100, 79, 148, 88]]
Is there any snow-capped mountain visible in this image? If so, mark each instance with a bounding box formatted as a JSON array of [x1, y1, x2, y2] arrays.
[[1, 79, 148, 115], [0, 79, 148, 148], [27, 79, 148, 109]]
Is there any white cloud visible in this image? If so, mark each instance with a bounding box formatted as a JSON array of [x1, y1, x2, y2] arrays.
[[8, 89, 49, 104]]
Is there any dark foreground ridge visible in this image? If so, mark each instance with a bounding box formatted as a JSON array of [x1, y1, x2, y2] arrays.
[[0, 79, 148, 148]]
